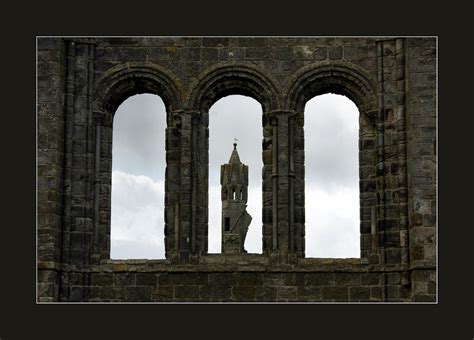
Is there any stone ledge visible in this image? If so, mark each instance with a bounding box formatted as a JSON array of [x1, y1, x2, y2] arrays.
[[409, 261, 436, 269], [200, 253, 268, 265], [299, 257, 369, 265], [55, 261, 408, 274], [37, 261, 61, 270]]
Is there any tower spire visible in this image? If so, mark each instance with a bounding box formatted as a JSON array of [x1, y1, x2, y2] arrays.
[[220, 143, 252, 253], [229, 141, 241, 164]]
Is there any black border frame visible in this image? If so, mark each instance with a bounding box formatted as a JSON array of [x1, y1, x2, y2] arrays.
[[4, 1, 473, 339]]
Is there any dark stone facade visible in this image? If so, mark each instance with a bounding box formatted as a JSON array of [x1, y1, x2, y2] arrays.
[[37, 37, 437, 302]]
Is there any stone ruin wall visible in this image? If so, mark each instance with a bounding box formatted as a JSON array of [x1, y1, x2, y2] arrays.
[[37, 37, 436, 302]]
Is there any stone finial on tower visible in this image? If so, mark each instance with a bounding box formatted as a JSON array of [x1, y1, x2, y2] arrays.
[[220, 143, 252, 253]]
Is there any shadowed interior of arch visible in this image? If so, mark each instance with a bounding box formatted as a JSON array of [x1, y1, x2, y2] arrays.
[[304, 93, 360, 258], [208, 95, 263, 254], [110, 94, 166, 259]]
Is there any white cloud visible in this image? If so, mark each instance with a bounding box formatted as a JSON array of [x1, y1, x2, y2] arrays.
[[305, 185, 360, 258], [110, 170, 165, 259], [305, 94, 360, 257]]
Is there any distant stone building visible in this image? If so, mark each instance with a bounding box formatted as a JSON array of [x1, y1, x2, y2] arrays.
[[221, 143, 252, 253]]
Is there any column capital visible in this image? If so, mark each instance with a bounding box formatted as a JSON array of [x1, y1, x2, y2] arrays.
[[92, 110, 113, 126], [266, 109, 297, 117]]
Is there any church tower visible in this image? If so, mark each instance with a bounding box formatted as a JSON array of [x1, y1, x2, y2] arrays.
[[220, 143, 252, 253]]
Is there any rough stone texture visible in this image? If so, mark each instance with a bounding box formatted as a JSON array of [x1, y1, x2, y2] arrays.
[[37, 37, 436, 302], [405, 38, 437, 303]]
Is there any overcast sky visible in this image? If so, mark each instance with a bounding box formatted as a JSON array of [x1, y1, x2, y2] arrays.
[[110, 93, 360, 259]]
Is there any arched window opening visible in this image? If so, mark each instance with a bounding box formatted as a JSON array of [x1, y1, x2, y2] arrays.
[[110, 94, 166, 259], [208, 95, 263, 254], [304, 93, 360, 258]]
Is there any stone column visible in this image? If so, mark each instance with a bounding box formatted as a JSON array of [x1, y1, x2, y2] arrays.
[[164, 110, 182, 262], [37, 38, 67, 301], [174, 110, 193, 263], [267, 109, 298, 263], [261, 110, 274, 255], [58, 40, 97, 301], [292, 110, 305, 259], [192, 109, 209, 260], [164, 109, 206, 263]]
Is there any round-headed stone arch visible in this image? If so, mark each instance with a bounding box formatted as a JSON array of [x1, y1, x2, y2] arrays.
[[90, 62, 182, 262], [189, 64, 282, 113], [283, 61, 379, 259], [285, 61, 378, 115], [93, 62, 182, 119], [187, 64, 282, 257]]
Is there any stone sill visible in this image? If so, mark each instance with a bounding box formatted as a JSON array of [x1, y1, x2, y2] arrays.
[[409, 261, 437, 270], [65, 256, 383, 273], [39, 257, 409, 274], [299, 257, 368, 265]]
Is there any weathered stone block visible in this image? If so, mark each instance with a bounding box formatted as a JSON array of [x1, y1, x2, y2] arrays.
[[387, 285, 400, 300], [160, 273, 209, 286], [92, 274, 113, 286], [411, 269, 436, 282], [208, 273, 237, 286], [305, 273, 335, 286], [328, 46, 342, 60], [218, 48, 244, 61], [322, 287, 349, 301], [114, 273, 136, 286], [361, 273, 380, 285], [125, 287, 152, 301], [152, 286, 174, 301], [277, 286, 298, 301], [245, 47, 269, 60], [413, 294, 436, 302], [237, 273, 263, 286], [175, 285, 200, 300], [263, 273, 294, 286], [410, 227, 435, 245], [349, 287, 371, 301], [233, 286, 256, 301], [100, 287, 125, 300], [205, 285, 233, 301], [335, 273, 361, 286], [386, 248, 401, 264], [255, 286, 277, 301], [297, 286, 322, 300], [387, 273, 401, 285], [135, 273, 158, 286], [370, 286, 382, 300]]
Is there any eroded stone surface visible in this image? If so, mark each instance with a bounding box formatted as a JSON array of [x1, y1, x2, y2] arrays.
[[37, 37, 437, 302]]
